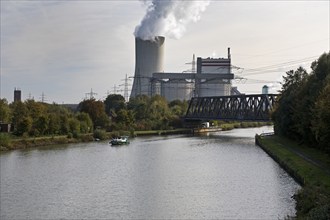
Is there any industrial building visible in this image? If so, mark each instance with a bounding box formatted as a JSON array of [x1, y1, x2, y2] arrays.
[[14, 88, 21, 102], [130, 36, 239, 101]]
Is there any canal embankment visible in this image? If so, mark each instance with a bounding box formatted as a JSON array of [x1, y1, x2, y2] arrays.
[[255, 134, 330, 219], [0, 129, 192, 151], [0, 122, 271, 152]]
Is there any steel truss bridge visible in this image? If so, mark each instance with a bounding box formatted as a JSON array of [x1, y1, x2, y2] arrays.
[[184, 94, 278, 122]]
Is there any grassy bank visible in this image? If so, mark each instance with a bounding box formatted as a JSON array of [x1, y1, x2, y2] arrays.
[[0, 133, 95, 151], [133, 128, 192, 136], [256, 135, 330, 219], [220, 121, 272, 131]]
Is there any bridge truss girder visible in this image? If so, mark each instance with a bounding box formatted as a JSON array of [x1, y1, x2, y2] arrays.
[[185, 94, 278, 122]]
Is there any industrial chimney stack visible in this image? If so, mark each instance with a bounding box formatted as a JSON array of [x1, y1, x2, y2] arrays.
[[130, 36, 165, 98]]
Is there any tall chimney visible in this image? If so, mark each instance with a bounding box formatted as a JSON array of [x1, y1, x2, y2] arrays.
[[130, 36, 165, 98], [14, 88, 22, 102]]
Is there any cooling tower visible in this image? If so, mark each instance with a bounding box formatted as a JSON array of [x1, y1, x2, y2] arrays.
[[130, 36, 165, 98]]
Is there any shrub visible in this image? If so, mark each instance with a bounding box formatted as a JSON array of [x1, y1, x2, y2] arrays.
[[221, 124, 234, 131], [0, 133, 11, 150], [93, 129, 108, 140], [67, 133, 73, 139]]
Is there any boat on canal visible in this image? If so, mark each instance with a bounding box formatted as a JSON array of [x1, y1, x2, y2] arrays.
[[110, 136, 130, 146]]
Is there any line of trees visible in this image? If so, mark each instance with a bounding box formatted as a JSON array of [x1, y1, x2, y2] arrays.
[[0, 99, 93, 137], [272, 52, 330, 153], [0, 94, 188, 137]]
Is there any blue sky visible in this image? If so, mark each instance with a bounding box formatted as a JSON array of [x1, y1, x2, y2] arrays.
[[1, 0, 329, 103]]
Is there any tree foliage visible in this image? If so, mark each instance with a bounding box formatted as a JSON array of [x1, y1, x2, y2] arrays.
[[0, 99, 11, 123], [6, 100, 94, 136], [104, 94, 126, 115], [78, 98, 110, 129], [272, 52, 330, 152], [5, 92, 189, 138]]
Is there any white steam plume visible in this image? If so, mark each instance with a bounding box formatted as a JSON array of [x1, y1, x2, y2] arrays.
[[135, 0, 210, 40]]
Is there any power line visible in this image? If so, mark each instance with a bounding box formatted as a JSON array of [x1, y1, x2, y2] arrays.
[[232, 38, 329, 58], [236, 55, 319, 76]]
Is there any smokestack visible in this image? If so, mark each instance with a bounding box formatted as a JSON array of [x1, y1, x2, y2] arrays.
[[14, 88, 22, 102], [228, 47, 231, 59], [130, 36, 165, 98]]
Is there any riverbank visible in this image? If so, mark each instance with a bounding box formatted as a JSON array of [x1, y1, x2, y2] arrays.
[[0, 122, 271, 152], [0, 129, 193, 151], [256, 134, 330, 219]]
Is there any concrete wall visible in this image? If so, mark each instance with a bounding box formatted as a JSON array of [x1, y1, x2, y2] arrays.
[[161, 79, 194, 102], [199, 81, 231, 97]]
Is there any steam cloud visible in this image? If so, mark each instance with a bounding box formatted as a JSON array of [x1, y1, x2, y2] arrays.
[[135, 0, 210, 40]]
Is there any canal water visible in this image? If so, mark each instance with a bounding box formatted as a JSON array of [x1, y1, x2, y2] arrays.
[[0, 126, 300, 219]]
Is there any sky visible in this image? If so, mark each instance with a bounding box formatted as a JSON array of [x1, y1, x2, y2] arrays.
[[1, 0, 329, 104]]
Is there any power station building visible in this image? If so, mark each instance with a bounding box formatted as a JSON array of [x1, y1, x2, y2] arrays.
[[130, 36, 238, 101]]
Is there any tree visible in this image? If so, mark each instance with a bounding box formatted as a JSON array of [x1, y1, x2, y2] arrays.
[[78, 99, 109, 129], [104, 94, 126, 115], [272, 67, 308, 139], [0, 98, 11, 123], [116, 109, 135, 130], [76, 112, 93, 133], [34, 115, 49, 136], [127, 95, 150, 120], [48, 113, 61, 135], [10, 101, 29, 135], [16, 116, 33, 136], [272, 52, 330, 151], [59, 114, 70, 134], [311, 67, 330, 152], [169, 99, 188, 116], [68, 118, 80, 135]]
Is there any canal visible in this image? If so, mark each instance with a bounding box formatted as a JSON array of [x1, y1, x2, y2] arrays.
[[0, 126, 300, 219]]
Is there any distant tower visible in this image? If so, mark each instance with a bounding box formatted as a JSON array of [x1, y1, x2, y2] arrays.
[[262, 85, 269, 94], [85, 88, 97, 99], [122, 74, 130, 102], [40, 92, 47, 103], [130, 36, 165, 98], [14, 88, 21, 102], [192, 54, 196, 73]]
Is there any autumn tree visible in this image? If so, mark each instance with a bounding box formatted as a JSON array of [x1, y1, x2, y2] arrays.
[[104, 94, 126, 116], [78, 99, 109, 129], [272, 52, 330, 152], [0, 99, 11, 123]]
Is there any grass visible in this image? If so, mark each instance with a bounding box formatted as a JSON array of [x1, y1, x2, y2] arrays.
[[220, 121, 272, 131], [256, 135, 330, 219], [133, 128, 191, 136]]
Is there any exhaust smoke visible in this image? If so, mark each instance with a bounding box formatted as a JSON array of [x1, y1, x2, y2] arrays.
[[134, 0, 210, 40]]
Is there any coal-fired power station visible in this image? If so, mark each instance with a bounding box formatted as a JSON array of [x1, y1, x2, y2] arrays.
[[130, 36, 165, 98], [129, 36, 239, 101]]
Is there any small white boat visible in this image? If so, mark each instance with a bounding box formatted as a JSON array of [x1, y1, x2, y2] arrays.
[[110, 136, 130, 146]]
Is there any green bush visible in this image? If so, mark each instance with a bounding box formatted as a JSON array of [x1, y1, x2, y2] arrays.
[[0, 133, 11, 150], [78, 134, 94, 142], [93, 129, 108, 140], [67, 133, 73, 139], [221, 124, 234, 131], [110, 131, 120, 138]]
